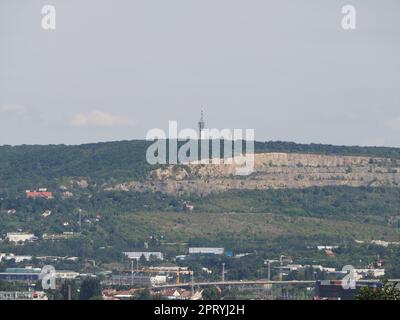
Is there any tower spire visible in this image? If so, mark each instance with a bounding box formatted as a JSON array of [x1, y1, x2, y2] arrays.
[[198, 106, 205, 137]]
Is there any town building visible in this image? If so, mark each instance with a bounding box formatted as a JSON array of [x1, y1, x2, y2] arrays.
[[158, 288, 203, 300], [314, 280, 382, 300], [5, 232, 37, 243], [235, 253, 251, 259], [175, 255, 187, 261], [183, 202, 195, 212], [42, 232, 77, 241], [188, 247, 224, 255], [317, 245, 339, 251], [148, 266, 190, 273], [0, 267, 41, 281], [151, 275, 167, 285], [42, 210, 52, 218], [0, 291, 48, 300], [325, 249, 335, 257], [123, 251, 164, 261], [353, 268, 385, 279], [371, 240, 400, 247], [103, 275, 153, 286], [311, 265, 337, 273], [54, 271, 80, 280], [0, 253, 32, 263], [102, 289, 135, 300], [25, 188, 53, 199]]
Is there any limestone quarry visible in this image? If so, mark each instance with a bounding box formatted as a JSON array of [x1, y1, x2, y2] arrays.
[[109, 152, 400, 196]]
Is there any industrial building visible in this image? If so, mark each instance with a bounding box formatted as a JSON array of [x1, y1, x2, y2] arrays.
[[104, 275, 153, 286], [0, 267, 79, 282], [0, 268, 41, 281]]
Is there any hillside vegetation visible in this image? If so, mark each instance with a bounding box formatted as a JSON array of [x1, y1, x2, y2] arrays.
[[1, 139, 400, 271], [2, 139, 400, 191]]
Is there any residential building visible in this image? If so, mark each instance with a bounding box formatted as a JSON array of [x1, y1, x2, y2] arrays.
[[317, 245, 339, 251], [26, 189, 53, 199], [159, 288, 203, 300]]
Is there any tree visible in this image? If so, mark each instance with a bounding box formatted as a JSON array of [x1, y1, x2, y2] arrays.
[[356, 281, 400, 300], [60, 280, 80, 300], [79, 278, 102, 300], [46, 289, 64, 300], [202, 287, 221, 300], [132, 289, 164, 300], [0, 280, 16, 291]]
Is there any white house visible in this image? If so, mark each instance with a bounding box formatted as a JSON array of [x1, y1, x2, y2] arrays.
[[188, 247, 224, 255], [354, 268, 385, 279], [151, 275, 167, 285], [54, 271, 80, 279], [6, 233, 36, 243], [0, 253, 32, 263]]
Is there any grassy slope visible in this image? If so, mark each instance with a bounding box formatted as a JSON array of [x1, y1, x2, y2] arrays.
[[116, 212, 399, 243]]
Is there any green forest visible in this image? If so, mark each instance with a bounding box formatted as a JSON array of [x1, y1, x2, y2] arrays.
[[2, 139, 400, 191]]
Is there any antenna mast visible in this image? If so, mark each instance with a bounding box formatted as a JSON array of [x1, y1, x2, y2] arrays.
[[198, 107, 205, 138]]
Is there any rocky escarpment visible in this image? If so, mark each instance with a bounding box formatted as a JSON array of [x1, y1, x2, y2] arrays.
[[108, 153, 400, 196]]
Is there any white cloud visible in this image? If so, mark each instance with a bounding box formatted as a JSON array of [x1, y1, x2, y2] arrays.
[[384, 117, 400, 132], [68, 110, 133, 127], [0, 104, 27, 114]]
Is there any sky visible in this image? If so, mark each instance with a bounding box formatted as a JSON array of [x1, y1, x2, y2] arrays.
[[0, 0, 399, 146]]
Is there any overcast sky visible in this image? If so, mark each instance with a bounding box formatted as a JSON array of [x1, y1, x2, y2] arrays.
[[0, 0, 399, 146]]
